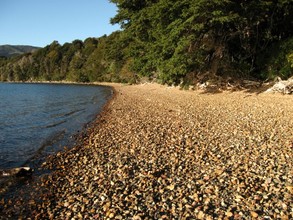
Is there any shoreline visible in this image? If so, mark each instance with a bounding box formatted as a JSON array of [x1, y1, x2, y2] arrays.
[[1, 83, 292, 219], [0, 80, 115, 88], [1, 79, 291, 95], [0, 83, 114, 199]]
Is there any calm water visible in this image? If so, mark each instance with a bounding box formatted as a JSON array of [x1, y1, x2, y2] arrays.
[[0, 83, 112, 170]]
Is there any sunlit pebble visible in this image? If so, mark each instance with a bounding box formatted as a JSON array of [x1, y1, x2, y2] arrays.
[[1, 84, 293, 219]]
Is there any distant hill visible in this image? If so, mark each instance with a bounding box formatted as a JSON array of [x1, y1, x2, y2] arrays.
[[0, 45, 41, 57]]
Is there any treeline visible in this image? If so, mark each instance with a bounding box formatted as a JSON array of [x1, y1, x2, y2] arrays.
[[1, 0, 293, 85], [0, 35, 135, 83]]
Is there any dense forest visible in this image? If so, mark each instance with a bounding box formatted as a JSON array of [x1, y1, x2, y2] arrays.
[[0, 0, 292, 85]]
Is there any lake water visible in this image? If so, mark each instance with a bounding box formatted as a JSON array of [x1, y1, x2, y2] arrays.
[[0, 83, 112, 170]]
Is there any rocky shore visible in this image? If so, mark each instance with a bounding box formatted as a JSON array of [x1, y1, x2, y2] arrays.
[[1, 83, 292, 219]]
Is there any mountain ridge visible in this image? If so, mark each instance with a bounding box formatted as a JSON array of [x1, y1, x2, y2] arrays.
[[0, 45, 41, 57]]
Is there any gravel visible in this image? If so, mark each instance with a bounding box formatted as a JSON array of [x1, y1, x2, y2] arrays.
[[1, 83, 292, 219]]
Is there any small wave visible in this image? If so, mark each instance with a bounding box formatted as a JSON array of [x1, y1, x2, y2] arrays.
[[44, 120, 66, 128], [63, 109, 84, 117], [25, 129, 66, 164], [50, 109, 85, 119]]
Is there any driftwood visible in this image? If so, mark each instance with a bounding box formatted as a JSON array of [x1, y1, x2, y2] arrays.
[[265, 77, 293, 94], [242, 80, 262, 87], [0, 167, 33, 177]]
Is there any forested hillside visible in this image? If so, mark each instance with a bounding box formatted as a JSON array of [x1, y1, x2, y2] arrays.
[[0, 0, 292, 85]]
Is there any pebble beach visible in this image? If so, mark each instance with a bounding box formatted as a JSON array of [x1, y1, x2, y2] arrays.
[[1, 83, 293, 219]]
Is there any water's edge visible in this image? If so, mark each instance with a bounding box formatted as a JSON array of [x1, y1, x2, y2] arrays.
[[0, 82, 114, 198]]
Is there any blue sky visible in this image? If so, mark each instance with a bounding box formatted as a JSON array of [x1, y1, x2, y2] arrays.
[[0, 0, 120, 47]]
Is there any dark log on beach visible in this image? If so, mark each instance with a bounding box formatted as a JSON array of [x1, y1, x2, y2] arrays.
[[0, 167, 33, 178]]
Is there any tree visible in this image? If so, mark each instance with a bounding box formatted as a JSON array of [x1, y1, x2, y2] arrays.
[[110, 0, 293, 84], [1, 0, 291, 83]]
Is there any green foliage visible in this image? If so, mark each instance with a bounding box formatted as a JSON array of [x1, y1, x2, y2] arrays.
[[110, 0, 293, 84], [258, 37, 293, 80], [288, 53, 293, 68], [0, 0, 292, 84]]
